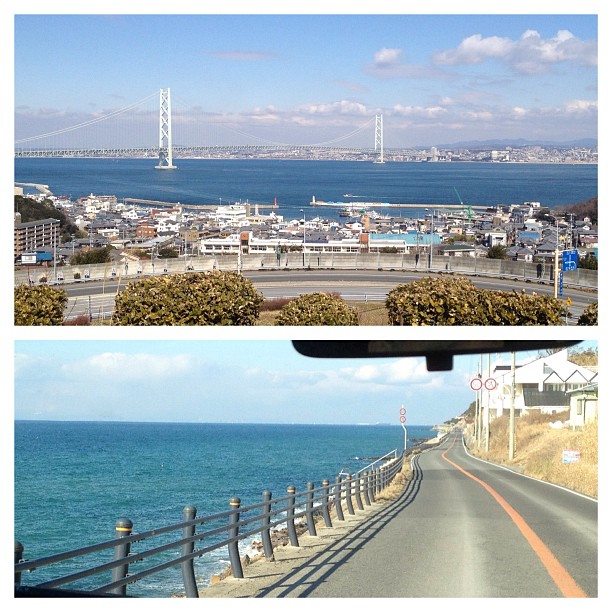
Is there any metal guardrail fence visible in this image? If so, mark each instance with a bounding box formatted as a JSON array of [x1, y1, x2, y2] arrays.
[[15, 452, 405, 598]]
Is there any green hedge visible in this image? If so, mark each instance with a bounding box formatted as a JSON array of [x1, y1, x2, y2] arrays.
[[577, 302, 597, 326], [386, 277, 566, 325], [112, 271, 263, 325], [14, 284, 68, 326], [275, 292, 358, 326]]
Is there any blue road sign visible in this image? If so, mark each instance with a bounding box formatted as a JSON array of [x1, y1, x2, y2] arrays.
[[562, 249, 579, 271]]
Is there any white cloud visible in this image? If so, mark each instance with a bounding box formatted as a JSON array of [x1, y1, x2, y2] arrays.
[[61, 352, 194, 381], [511, 106, 528, 117], [296, 100, 369, 116], [434, 34, 513, 65], [208, 51, 277, 61], [433, 29, 597, 75], [339, 358, 431, 386], [564, 99, 597, 113], [14, 352, 40, 376], [392, 104, 448, 118], [373, 48, 403, 66], [366, 48, 444, 80]]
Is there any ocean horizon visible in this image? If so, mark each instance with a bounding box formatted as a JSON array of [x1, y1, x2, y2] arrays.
[[14, 419, 434, 595]]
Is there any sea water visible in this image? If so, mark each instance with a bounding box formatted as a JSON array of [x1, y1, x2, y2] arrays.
[[14, 420, 434, 596], [14, 158, 597, 223]]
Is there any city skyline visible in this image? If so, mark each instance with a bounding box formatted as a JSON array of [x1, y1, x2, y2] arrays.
[[14, 340, 596, 426], [11, 5, 600, 148]]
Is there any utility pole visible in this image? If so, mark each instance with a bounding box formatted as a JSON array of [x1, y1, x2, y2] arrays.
[[476, 355, 482, 447], [485, 353, 491, 452], [509, 351, 516, 460], [554, 217, 560, 299]]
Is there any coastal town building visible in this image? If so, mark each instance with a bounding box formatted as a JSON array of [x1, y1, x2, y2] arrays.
[[13, 188, 597, 270], [485, 350, 598, 421], [14, 214, 60, 262], [567, 384, 598, 430]]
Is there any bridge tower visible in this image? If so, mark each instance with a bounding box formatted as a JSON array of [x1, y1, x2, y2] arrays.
[[156, 88, 176, 169], [374, 114, 384, 164]]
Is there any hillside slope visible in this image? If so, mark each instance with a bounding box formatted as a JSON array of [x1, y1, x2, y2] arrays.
[[466, 411, 597, 498]]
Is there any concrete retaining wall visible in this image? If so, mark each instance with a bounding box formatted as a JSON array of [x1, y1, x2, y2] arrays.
[[14, 253, 597, 290]]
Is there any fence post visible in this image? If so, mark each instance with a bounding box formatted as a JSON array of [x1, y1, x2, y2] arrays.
[[111, 518, 133, 596], [15, 541, 23, 588], [261, 491, 275, 560], [321, 480, 333, 527], [334, 476, 345, 521], [354, 474, 364, 510], [286, 486, 300, 546], [181, 505, 199, 598], [345, 475, 355, 515], [306, 482, 317, 536], [363, 471, 371, 506], [228, 497, 243, 578]]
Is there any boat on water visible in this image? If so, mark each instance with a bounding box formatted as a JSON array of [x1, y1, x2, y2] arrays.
[[338, 203, 370, 217]]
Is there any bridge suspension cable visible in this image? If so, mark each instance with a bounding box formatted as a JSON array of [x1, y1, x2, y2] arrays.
[[171, 94, 377, 148], [15, 88, 382, 153], [15, 92, 159, 145]]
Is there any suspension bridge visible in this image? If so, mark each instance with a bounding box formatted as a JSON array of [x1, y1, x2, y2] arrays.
[[14, 88, 389, 166]]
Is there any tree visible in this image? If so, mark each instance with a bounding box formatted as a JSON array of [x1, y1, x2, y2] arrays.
[[15, 195, 80, 242], [70, 245, 114, 265], [563, 196, 597, 226], [568, 347, 598, 367], [487, 244, 507, 259], [157, 247, 178, 258], [578, 254, 597, 270]]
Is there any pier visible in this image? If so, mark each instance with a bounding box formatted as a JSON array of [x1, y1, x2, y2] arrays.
[[311, 200, 488, 210], [14, 182, 53, 196], [122, 197, 278, 214]]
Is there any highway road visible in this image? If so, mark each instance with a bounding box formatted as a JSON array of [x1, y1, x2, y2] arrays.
[[253, 432, 597, 598], [61, 269, 596, 323]]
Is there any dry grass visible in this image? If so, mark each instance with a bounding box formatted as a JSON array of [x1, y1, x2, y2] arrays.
[[375, 460, 414, 501], [471, 412, 598, 498], [256, 301, 389, 326]]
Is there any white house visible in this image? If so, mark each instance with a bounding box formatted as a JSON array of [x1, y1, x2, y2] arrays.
[[485, 349, 597, 420], [567, 383, 598, 430]]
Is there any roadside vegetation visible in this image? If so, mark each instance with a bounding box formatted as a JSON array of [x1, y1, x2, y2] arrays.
[[14, 274, 597, 326], [468, 411, 597, 498]]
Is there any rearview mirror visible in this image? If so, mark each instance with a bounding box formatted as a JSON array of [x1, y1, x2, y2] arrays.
[[292, 340, 581, 371]]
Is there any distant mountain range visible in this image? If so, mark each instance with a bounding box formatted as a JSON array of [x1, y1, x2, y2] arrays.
[[429, 138, 597, 150]]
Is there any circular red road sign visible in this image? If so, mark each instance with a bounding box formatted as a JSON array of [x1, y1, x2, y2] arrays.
[[399, 415, 406, 423], [484, 378, 497, 391], [470, 378, 482, 391]]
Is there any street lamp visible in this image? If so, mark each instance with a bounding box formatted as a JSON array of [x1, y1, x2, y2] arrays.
[[427, 209, 434, 269], [300, 209, 306, 267]]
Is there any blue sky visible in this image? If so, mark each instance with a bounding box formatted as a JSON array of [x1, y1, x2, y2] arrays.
[[13, 339, 597, 425], [10, 3, 601, 147]]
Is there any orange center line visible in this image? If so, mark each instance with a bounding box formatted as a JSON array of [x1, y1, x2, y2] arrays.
[[441, 440, 587, 598]]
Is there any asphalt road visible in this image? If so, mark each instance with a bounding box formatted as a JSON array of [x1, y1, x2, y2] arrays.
[[61, 269, 596, 323], [206, 432, 597, 598]]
